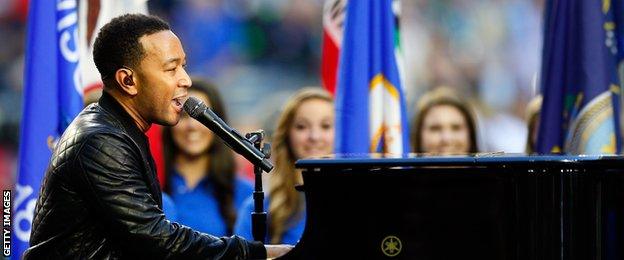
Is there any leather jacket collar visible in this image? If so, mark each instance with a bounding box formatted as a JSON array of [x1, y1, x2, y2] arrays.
[[98, 91, 147, 144]]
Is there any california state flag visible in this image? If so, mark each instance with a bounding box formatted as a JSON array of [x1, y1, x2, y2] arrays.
[[321, 0, 346, 95]]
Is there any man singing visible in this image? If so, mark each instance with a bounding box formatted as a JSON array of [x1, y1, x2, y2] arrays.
[[24, 14, 290, 259]]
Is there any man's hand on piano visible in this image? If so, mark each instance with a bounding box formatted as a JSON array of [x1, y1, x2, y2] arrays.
[[265, 244, 293, 259]]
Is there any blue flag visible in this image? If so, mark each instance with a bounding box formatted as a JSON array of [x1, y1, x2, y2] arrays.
[[335, 0, 409, 154], [12, 0, 82, 258], [537, 0, 624, 154]]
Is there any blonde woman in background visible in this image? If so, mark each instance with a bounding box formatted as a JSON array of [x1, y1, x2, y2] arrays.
[[234, 87, 334, 244]]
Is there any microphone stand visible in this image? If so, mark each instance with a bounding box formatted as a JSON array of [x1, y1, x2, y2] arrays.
[[245, 130, 271, 243]]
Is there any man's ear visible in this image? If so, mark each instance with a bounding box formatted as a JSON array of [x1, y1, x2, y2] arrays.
[[114, 67, 138, 96]]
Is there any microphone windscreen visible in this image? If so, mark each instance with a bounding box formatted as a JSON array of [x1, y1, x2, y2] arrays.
[[183, 96, 205, 118]]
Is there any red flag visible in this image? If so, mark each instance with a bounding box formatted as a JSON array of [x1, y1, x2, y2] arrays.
[[146, 125, 165, 187], [321, 0, 346, 95]]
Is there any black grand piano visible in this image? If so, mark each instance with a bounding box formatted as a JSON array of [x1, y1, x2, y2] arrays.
[[279, 154, 624, 260]]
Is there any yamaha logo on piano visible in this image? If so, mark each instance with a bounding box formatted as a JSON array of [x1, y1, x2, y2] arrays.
[[381, 235, 401, 257]]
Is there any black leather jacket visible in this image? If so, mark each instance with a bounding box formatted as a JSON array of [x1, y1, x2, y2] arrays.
[[24, 93, 266, 259]]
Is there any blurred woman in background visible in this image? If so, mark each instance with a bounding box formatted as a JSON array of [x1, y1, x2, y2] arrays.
[[234, 87, 334, 244], [162, 79, 253, 236], [411, 87, 479, 154]]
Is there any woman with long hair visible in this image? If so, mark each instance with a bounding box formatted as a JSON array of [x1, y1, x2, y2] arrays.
[[162, 79, 252, 236], [234, 87, 334, 244], [411, 87, 479, 154]]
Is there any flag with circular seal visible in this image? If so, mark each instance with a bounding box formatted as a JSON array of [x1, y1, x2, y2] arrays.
[[538, 0, 624, 155]]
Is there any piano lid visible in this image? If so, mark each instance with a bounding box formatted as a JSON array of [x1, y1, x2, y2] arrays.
[[295, 153, 623, 169]]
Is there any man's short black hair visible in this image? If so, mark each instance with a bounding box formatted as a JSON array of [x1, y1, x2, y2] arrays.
[[93, 14, 170, 84]]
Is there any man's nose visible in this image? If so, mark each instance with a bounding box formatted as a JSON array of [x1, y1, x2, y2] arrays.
[[179, 68, 192, 88]]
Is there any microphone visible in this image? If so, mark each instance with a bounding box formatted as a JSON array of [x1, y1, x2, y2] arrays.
[[183, 97, 274, 172]]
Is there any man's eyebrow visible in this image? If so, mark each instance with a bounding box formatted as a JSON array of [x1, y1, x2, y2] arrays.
[[163, 57, 182, 66]]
